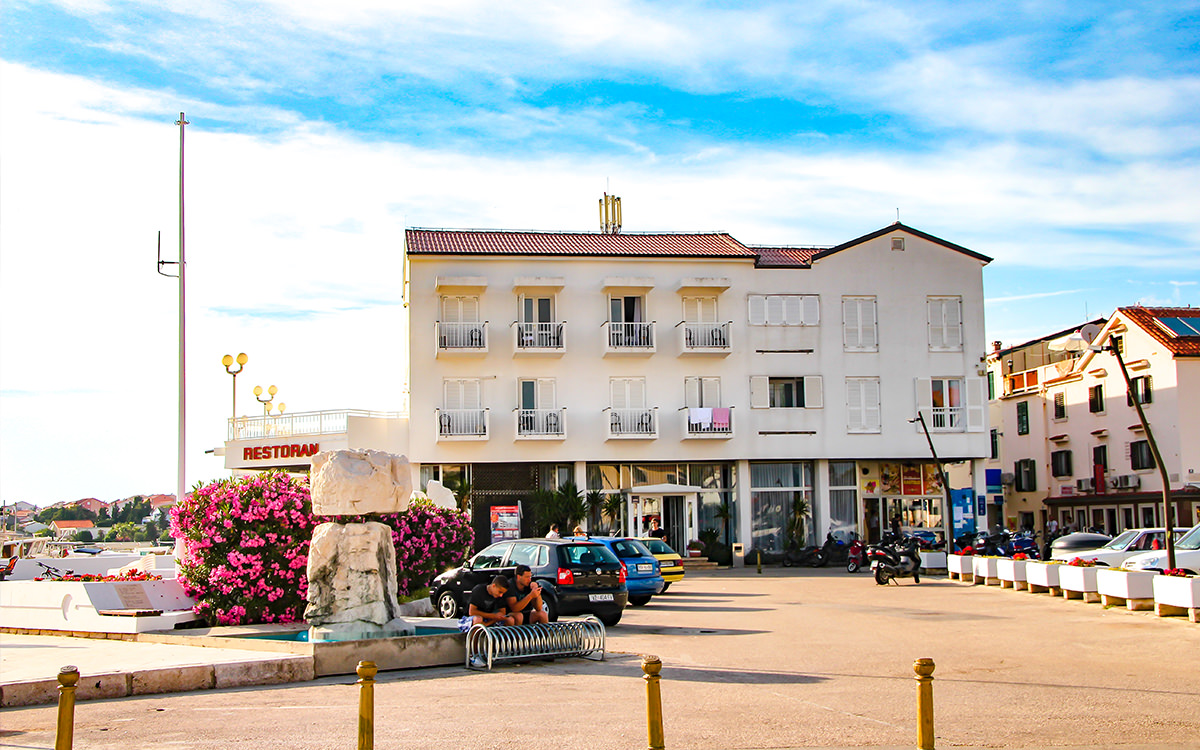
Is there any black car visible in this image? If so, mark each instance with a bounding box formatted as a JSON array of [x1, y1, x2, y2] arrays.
[[429, 538, 629, 626]]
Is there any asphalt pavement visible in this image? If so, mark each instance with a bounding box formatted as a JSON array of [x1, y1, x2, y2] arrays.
[[2, 567, 1199, 749]]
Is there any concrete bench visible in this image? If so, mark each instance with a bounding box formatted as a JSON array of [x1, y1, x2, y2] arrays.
[[466, 617, 606, 671]]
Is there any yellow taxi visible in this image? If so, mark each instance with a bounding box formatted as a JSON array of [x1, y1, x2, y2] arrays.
[[637, 537, 685, 591]]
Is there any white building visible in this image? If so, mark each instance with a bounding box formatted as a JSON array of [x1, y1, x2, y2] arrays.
[[986, 307, 1200, 536], [224, 220, 993, 554]]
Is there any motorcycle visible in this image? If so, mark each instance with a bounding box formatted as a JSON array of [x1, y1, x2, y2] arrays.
[[868, 536, 922, 585], [781, 541, 825, 567], [846, 536, 866, 573]]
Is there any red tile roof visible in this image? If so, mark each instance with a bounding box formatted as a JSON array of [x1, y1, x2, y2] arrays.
[[752, 247, 821, 268], [51, 520, 95, 529], [406, 229, 757, 258], [1120, 306, 1200, 357]]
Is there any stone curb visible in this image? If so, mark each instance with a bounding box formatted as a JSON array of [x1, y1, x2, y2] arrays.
[[0, 655, 314, 708]]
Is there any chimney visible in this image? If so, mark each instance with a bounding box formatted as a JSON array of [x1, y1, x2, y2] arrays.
[[992, 340, 1002, 352]]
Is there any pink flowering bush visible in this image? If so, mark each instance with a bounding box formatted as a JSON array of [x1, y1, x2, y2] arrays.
[[171, 472, 474, 626]]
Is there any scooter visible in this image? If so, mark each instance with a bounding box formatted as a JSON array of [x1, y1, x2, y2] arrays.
[[869, 536, 922, 585], [846, 536, 866, 573]]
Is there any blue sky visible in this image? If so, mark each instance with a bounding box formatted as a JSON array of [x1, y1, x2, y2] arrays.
[[2, 0, 1198, 505]]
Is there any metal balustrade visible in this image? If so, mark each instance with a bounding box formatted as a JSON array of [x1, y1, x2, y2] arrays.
[[682, 321, 731, 350], [515, 408, 566, 438], [681, 407, 734, 438], [930, 407, 964, 431], [605, 321, 655, 350], [436, 321, 488, 350], [607, 407, 657, 438], [228, 410, 402, 440], [515, 321, 565, 350], [437, 408, 489, 439]]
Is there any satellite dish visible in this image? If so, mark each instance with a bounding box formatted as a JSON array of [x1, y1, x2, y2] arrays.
[[1079, 324, 1101, 344]]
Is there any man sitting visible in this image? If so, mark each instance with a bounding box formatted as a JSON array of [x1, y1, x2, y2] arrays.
[[467, 575, 515, 627], [506, 564, 549, 625]]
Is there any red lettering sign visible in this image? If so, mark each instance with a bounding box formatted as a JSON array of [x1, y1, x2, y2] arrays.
[[243, 443, 319, 461]]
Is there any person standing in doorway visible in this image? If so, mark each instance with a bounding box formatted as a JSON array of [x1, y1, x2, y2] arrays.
[[648, 517, 666, 540]]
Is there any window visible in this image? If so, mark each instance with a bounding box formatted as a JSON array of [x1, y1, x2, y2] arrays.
[[684, 376, 721, 408], [846, 378, 881, 433], [517, 378, 559, 435], [1053, 392, 1066, 420], [1016, 401, 1029, 435], [609, 377, 653, 435], [442, 379, 485, 435], [990, 429, 999, 460], [609, 295, 651, 347], [1015, 458, 1037, 492], [749, 376, 824, 408], [987, 371, 995, 401], [915, 377, 984, 432], [842, 297, 877, 351], [683, 296, 726, 347], [1093, 445, 1108, 474], [439, 295, 484, 348], [1089, 384, 1105, 413], [748, 295, 819, 326], [1128, 376, 1153, 406], [1051, 450, 1073, 477], [927, 297, 963, 351], [750, 462, 814, 552], [828, 461, 858, 541], [518, 295, 561, 348], [1130, 440, 1155, 471]]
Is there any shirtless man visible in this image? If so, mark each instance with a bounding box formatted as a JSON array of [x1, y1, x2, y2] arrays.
[[505, 564, 549, 625]]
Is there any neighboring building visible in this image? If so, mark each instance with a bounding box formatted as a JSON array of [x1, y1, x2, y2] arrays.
[[223, 220, 993, 553], [50, 519, 95, 540], [987, 307, 1200, 536], [73, 498, 110, 514]]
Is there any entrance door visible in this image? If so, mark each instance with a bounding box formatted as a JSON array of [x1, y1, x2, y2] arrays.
[[663, 496, 686, 554]]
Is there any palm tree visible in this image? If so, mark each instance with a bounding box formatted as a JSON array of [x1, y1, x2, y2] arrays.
[[556, 482, 587, 531], [601, 493, 624, 535], [788, 493, 812, 549], [586, 489, 606, 531], [443, 476, 473, 514]]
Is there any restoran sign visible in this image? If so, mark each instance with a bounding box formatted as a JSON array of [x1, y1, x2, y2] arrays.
[[243, 443, 320, 461]]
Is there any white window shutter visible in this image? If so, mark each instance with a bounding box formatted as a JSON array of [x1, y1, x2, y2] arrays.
[[537, 379, 556, 409], [748, 296, 766, 325], [462, 296, 479, 322], [945, 299, 962, 349], [864, 378, 881, 431], [441, 296, 458, 322], [966, 376, 985, 432], [803, 295, 820, 325], [843, 299, 860, 348], [914, 377, 932, 431], [750, 376, 769, 408], [463, 379, 481, 409], [611, 379, 627, 409], [444, 380, 461, 409], [683, 297, 699, 323], [701, 377, 721, 407], [769, 296, 787, 324], [684, 377, 701, 409], [629, 378, 646, 408], [804, 376, 823, 408], [927, 299, 943, 348], [846, 378, 864, 431], [862, 299, 878, 349]]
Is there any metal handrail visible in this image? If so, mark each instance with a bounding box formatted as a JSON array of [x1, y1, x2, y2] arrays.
[[466, 617, 606, 671], [228, 409, 402, 440]]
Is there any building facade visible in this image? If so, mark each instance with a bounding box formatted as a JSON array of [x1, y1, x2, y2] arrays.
[[987, 307, 1200, 536], [224, 221, 993, 553]]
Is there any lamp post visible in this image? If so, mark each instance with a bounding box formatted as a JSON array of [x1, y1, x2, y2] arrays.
[[910, 413, 954, 561], [254, 385, 278, 415], [267, 402, 287, 417], [222, 353, 248, 419]]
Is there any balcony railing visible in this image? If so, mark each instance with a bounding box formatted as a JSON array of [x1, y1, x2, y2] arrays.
[[436, 321, 488, 352], [228, 409, 401, 440], [606, 407, 658, 438], [603, 321, 655, 353], [514, 321, 565, 351], [680, 321, 731, 352], [437, 408, 489, 440], [681, 407, 734, 438], [515, 408, 567, 439], [929, 406, 965, 432]]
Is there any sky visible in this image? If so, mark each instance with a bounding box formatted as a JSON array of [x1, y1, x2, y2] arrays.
[[2, 0, 1199, 506]]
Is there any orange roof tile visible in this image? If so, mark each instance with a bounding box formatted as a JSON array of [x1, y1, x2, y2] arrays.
[[1120, 306, 1200, 357], [406, 229, 757, 259], [51, 520, 95, 529]]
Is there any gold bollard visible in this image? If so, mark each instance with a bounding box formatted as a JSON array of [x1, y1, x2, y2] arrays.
[[756, 550, 762, 574], [642, 655, 665, 750], [914, 658, 935, 750], [356, 660, 377, 750], [55, 665, 79, 750]]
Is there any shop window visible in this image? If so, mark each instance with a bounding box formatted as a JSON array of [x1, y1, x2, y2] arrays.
[[1130, 440, 1155, 471], [1050, 450, 1073, 477]]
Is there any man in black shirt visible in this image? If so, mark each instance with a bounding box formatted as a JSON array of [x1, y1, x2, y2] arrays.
[[506, 564, 549, 625], [648, 517, 667, 540], [468, 575, 514, 626]]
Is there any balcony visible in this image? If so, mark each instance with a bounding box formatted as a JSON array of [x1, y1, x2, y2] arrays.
[[436, 321, 488, 356], [603, 321, 655, 355], [681, 407, 734, 438], [515, 408, 567, 440], [513, 321, 565, 355], [436, 408, 489, 441], [679, 321, 732, 355], [606, 407, 658, 439], [228, 409, 401, 440], [929, 406, 965, 432]]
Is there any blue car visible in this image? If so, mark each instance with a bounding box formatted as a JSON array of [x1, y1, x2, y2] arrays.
[[574, 536, 664, 606]]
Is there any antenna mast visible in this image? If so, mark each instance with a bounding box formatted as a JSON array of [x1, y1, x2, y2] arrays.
[[599, 193, 622, 234]]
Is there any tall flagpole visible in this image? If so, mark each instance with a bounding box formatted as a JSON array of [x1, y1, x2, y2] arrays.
[[176, 112, 188, 509]]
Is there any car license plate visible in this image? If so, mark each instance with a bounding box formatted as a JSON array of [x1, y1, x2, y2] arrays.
[[589, 593, 614, 602], [637, 563, 653, 573]]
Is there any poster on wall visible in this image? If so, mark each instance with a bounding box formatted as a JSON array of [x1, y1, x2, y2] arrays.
[[880, 463, 901, 494], [490, 504, 521, 544], [901, 465, 923, 496], [922, 464, 944, 496]]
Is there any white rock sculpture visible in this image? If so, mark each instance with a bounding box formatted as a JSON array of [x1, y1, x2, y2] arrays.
[[310, 449, 413, 516], [305, 522, 399, 628], [425, 479, 459, 510]]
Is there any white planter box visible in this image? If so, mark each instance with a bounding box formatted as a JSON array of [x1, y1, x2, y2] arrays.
[[1096, 568, 1157, 610], [0, 579, 199, 633], [947, 554, 974, 581], [920, 551, 946, 571], [996, 558, 1028, 589], [972, 556, 1000, 585], [1024, 561, 1062, 594], [1153, 575, 1200, 622], [1058, 565, 1101, 602]]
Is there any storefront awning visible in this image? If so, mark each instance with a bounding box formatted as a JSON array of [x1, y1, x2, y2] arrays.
[[629, 483, 703, 495]]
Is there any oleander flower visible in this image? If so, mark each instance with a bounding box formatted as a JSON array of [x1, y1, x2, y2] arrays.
[[1067, 557, 1098, 567]]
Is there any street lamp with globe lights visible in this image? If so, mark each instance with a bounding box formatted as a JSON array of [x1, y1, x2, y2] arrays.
[[221, 353, 248, 419], [253, 384, 278, 415]]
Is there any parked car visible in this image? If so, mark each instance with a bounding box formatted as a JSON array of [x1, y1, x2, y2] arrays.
[[429, 538, 628, 626], [1124, 523, 1200, 575], [1050, 527, 1182, 567], [1047, 532, 1112, 558], [636, 537, 685, 591], [575, 536, 664, 606]]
